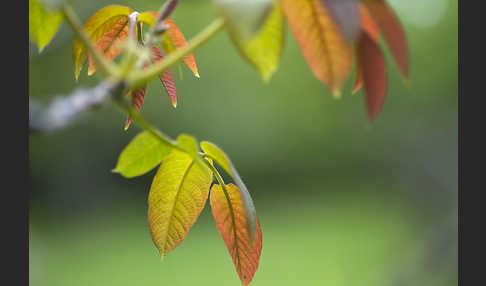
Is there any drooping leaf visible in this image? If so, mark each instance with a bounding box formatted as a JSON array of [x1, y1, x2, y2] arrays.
[[210, 183, 262, 286], [88, 16, 130, 76], [363, 0, 408, 78], [200, 141, 257, 242], [226, 2, 285, 82], [281, 0, 353, 96], [353, 3, 380, 94], [72, 5, 133, 80], [321, 0, 360, 42], [124, 85, 147, 130], [148, 138, 212, 259], [113, 131, 173, 178], [151, 46, 178, 107], [29, 0, 64, 52], [358, 32, 387, 122]]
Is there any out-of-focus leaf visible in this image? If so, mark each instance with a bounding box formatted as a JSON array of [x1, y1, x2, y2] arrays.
[[358, 32, 387, 122], [321, 0, 360, 42], [213, 0, 273, 42], [29, 0, 64, 52], [210, 183, 262, 286], [353, 3, 379, 94], [151, 46, 178, 107], [113, 131, 173, 178], [363, 0, 408, 78], [281, 0, 353, 96], [226, 2, 284, 82], [148, 141, 212, 259], [88, 17, 130, 76], [200, 141, 257, 242], [72, 5, 133, 80]]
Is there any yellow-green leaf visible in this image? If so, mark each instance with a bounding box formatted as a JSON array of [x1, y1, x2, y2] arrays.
[[227, 2, 284, 82], [112, 131, 173, 178], [200, 141, 257, 242], [72, 5, 133, 80], [148, 147, 212, 259], [29, 0, 64, 52]]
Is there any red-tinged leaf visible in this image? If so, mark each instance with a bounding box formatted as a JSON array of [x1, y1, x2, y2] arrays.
[[353, 3, 380, 94], [163, 18, 199, 78], [210, 184, 262, 286], [124, 86, 147, 130], [321, 0, 360, 42], [281, 0, 353, 96], [72, 5, 133, 80], [358, 32, 387, 122], [88, 16, 130, 76], [363, 0, 408, 78], [151, 46, 178, 108]]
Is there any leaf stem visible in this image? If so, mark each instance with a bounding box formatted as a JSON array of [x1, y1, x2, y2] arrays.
[[61, 3, 118, 78], [128, 17, 226, 88]]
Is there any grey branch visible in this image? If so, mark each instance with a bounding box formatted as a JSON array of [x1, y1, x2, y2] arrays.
[[29, 81, 125, 134]]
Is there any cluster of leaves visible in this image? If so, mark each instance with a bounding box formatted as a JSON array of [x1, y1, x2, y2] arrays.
[[113, 132, 262, 285], [29, 0, 410, 285], [216, 0, 409, 122]]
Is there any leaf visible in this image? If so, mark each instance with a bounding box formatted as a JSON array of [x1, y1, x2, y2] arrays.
[[353, 3, 380, 94], [363, 0, 408, 78], [358, 32, 387, 122], [163, 18, 200, 77], [281, 0, 353, 96], [226, 2, 285, 82], [113, 131, 173, 178], [321, 0, 360, 42], [124, 85, 147, 130], [151, 46, 178, 107], [29, 0, 64, 52], [88, 16, 130, 76], [72, 5, 133, 80], [138, 12, 199, 78], [200, 141, 257, 242], [210, 183, 262, 286], [148, 141, 212, 259]]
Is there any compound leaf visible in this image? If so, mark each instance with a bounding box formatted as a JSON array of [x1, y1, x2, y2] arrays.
[[210, 183, 262, 286], [113, 131, 173, 178]]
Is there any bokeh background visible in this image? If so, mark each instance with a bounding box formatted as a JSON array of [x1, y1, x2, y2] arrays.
[[29, 0, 458, 285]]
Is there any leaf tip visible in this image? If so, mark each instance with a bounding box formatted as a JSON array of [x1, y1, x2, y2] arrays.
[[194, 71, 200, 78], [171, 100, 178, 108], [332, 89, 342, 99]]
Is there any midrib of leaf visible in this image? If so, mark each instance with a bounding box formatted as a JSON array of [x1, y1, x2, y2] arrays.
[[221, 183, 242, 277], [102, 19, 128, 54], [310, 0, 334, 89], [162, 159, 196, 255]]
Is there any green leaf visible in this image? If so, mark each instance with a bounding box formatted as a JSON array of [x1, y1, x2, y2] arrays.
[[200, 141, 257, 242], [113, 131, 172, 178], [148, 147, 212, 259], [215, 0, 284, 81], [177, 134, 211, 180], [29, 0, 64, 52]]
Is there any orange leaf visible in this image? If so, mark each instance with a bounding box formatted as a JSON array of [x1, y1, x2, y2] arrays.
[[151, 46, 178, 108], [353, 3, 380, 94], [281, 0, 353, 96], [358, 32, 387, 122], [210, 184, 262, 286], [363, 0, 408, 78], [163, 18, 199, 78], [88, 16, 130, 76]]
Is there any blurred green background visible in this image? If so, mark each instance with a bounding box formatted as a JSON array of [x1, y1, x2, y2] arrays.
[[29, 0, 458, 285]]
